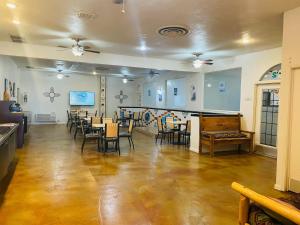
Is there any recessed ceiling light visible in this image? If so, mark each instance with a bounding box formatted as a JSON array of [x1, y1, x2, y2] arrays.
[[239, 33, 255, 45], [93, 71, 97, 75], [6, 2, 16, 9], [12, 20, 20, 25], [122, 78, 128, 84]]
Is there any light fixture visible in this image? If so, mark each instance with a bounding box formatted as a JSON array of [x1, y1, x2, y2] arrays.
[[122, 78, 128, 84], [137, 41, 150, 52], [12, 19, 20, 25], [238, 32, 255, 45], [57, 73, 64, 79], [72, 45, 84, 56], [93, 71, 97, 75], [193, 59, 203, 68], [121, 0, 126, 13], [192, 52, 204, 68], [6, 2, 16, 9]]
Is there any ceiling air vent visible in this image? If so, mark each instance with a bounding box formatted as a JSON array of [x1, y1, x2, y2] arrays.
[[158, 26, 190, 37], [76, 11, 97, 20], [10, 35, 24, 43]]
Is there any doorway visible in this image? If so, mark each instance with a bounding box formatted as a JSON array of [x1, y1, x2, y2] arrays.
[[255, 84, 280, 158]]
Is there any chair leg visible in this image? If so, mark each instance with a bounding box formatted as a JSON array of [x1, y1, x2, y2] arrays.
[[128, 137, 132, 148], [155, 134, 158, 144], [74, 128, 78, 139], [130, 137, 135, 149], [160, 134, 163, 145], [81, 137, 86, 153], [69, 123, 73, 133], [97, 137, 100, 152]]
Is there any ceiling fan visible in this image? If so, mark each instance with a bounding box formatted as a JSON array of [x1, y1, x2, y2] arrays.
[[192, 53, 213, 68], [141, 69, 160, 78], [57, 38, 101, 56]]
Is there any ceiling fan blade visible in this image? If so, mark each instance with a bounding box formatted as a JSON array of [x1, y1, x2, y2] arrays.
[[84, 49, 101, 54], [204, 62, 214, 65], [205, 59, 213, 62]]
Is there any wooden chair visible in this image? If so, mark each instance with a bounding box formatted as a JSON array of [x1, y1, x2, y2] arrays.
[[119, 119, 135, 149], [199, 114, 254, 157], [232, 182, 300, 225], [102, 117, 113, 124], [81, 120, 100, 153], [155, 117, 174, 145], [69, 112, 77, 133], [178, 120, 191, 146], [101, 123, 120, 155]]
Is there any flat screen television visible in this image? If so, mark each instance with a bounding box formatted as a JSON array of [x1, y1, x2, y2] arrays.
[[69, 91, 95, 106]]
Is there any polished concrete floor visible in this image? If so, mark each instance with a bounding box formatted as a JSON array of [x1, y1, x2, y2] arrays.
[[0, 125, 285, 225]]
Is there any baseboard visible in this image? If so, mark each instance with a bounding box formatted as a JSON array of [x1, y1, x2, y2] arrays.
[[274, 183, 286, 191]]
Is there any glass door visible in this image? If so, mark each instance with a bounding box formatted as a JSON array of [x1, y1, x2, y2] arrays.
[[255, 84, 280, 157]]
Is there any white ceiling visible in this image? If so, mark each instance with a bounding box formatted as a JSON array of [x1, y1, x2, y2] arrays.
[[1, 0, 299, 61], [10, 56, 195, 78]]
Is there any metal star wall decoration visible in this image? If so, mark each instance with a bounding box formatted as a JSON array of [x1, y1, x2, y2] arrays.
[[115, 90, 128, 104], [43, 87, 61, 103]]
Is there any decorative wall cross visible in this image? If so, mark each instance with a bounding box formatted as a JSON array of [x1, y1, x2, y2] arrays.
[[43, 87, 61, 103], [115, 90, 128, 104]]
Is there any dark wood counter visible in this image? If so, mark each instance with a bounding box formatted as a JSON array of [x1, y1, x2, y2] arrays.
[[0, 123, 18, 183]]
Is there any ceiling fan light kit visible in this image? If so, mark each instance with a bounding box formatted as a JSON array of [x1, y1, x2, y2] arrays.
[[72, 45, 84, 56]]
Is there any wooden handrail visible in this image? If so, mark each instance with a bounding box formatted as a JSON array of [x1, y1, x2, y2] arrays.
[[232, 182, 300, 224]]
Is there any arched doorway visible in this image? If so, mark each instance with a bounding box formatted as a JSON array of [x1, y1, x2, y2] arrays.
[[254, 64, 281, 158]]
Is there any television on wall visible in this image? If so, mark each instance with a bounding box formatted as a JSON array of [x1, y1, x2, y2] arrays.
[[69, 91, 95, 106]]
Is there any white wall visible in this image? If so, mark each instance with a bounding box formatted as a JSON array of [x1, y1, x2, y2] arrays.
[[106, 77, 138, 117], [0, 55, 20, 101], [19, 70, 100, 124], [276, 6, 300, 191]]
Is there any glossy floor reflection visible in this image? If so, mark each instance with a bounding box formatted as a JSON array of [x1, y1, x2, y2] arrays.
[[0, 125, 284, 225]]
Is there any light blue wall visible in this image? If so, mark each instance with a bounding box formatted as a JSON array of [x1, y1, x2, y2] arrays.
[[166, 78, 186, 108], [203, 68, 241, 111]]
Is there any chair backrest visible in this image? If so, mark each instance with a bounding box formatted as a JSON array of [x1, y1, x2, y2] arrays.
[[186, 120, 191, 132], [166, 117, 174, 129], [80, 120, 88, 135], [102, 117, 113, 124], [128, 120, 134, 133], [139, 111, 143, 119], [157, 117, 163, 132], [91, 116, 101, 125], [105, 123, 119, 138], [113, 111, 118, 122], [78, 111, 87, 118], [124, 111, 130, 118], [133, 112, 139, 120], [200, 113, 241, 132]]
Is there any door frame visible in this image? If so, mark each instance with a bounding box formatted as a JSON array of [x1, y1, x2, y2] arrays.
[[253, 80, 281, 157]]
